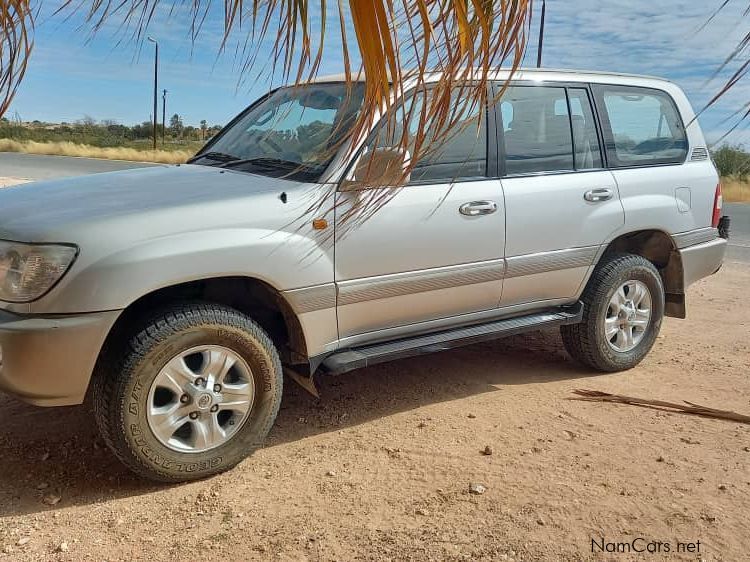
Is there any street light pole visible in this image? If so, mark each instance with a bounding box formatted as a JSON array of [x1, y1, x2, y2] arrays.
[[536, 0, 546, 68], [162, 89, 167, 146], [147, 37, 158, 150]]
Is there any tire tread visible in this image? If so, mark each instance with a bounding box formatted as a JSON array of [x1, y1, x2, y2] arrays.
[[561, 253, 663, 372], [92, 302, 282, 482]]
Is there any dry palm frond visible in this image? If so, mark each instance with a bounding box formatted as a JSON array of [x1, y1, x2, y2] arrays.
[[570, 389, 750, 425], [5, 0, 531, 227], [0, 0, 33, 118]]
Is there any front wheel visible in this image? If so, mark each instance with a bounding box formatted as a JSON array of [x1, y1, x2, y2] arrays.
[[92, 303, 283, 482], [561, 253, 665, 372]]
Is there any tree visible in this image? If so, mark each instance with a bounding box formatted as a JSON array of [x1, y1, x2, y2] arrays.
[[169, 113, 183, 138], [200, 119, 207, 140]]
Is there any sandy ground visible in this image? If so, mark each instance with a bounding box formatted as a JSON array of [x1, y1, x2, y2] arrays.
[[0, 263, 747, 561]]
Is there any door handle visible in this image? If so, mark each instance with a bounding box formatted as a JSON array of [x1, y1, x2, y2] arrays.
[[459, 200, 498, 216], [583, 188, 614, 202]]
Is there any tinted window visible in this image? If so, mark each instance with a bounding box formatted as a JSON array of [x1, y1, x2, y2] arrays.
[[500, 86, 574, 175], [594, 85, 687, 167], [366, 87, 487, 184], [568, 88, 603, 170]]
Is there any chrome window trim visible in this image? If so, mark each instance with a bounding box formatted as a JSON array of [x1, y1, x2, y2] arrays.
[[501, 167, 610, 180]]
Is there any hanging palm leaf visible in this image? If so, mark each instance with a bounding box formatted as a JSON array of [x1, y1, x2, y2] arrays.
[[0, 0, 32, 118], [1, 0, 532, 223]]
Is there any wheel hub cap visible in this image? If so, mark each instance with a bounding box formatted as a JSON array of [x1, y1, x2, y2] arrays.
[[196, 393, 213, 410], [146, 345, 255, 453], [603, 280, 652, 353]]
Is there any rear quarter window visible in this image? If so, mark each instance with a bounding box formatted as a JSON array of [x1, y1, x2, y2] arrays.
[[593, 85, 687, 168]]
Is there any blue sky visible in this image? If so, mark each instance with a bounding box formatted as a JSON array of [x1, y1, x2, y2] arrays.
[[7, 1, 750, 145]]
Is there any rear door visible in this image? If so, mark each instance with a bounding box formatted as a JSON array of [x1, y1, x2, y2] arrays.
[[590, 84, 702, 235], [334, 86, 506, 342], [494, 83, 624, 307]]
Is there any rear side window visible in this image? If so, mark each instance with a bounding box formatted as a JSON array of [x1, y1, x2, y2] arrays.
[[593, 85, 687, 167], [500, 86, 573, 175], [498, 85, 602, 175]]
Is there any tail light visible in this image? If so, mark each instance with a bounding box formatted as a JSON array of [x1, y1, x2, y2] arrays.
[[711, 182, 723, 228]]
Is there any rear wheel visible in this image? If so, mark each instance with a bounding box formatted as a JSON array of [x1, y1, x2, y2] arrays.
[[561, 254, 664, 372], [92, 303, 283, 482]]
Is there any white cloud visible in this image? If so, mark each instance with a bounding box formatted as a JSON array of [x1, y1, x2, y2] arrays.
[[8, 0, 750, 139], [527, 0, 750, 143]]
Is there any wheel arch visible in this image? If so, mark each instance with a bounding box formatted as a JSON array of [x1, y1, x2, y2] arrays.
[[588, 229, 685, 318], [98, 276, 309, 370]]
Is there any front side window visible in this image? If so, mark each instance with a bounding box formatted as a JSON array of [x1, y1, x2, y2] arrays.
[[354, 87, 487, 186], [192, 83, 365, 181], [594, 85, 687, 167]]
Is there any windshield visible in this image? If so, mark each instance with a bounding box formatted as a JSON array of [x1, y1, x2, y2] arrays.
[[192, 83, 365, 181]]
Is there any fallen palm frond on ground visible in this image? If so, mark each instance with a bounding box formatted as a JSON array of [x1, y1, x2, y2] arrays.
[[570, 389, 750, 424], [0, 138, 190, 164]]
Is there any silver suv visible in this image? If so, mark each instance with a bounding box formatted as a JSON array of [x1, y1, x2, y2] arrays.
[[0, 69, 728, 481]]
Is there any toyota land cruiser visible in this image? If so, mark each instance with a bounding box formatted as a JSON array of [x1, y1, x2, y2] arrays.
[[0, 69, 728, 481]]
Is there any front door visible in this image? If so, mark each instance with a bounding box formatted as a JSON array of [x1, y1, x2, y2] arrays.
[[334, 86, 506, 341], [494, 83, 624, 307]]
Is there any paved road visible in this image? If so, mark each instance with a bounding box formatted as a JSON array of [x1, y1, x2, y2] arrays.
[[724, 203, 750, 264], [0, 151, 158, 180], [1, 152, 748, 262]]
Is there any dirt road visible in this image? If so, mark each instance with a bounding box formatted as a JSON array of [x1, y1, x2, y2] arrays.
[[0, 264, 748, 561]]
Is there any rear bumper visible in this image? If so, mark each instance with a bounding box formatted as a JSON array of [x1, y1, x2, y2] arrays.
[[680, 237, 727, 288], [0, 309, 120, 406]]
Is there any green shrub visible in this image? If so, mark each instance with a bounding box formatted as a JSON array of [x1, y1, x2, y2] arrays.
[[711, 145, 750, 179]]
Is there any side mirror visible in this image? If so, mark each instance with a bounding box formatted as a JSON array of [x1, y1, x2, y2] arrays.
[[341, 147, 411, 191]]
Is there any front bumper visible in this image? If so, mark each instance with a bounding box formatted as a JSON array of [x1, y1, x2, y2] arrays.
[[680, 237, 727, 288], [0, 309, 120, 406]]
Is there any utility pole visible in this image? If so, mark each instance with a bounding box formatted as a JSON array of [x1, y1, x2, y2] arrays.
[[147, 37, 158, 150], [162, 89, 167, 145], [536, 0, 546, 68]]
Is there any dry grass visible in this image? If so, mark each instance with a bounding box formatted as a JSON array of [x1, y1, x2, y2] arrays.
[[721, 176, 750, 203], [0, 139, 191, 164]]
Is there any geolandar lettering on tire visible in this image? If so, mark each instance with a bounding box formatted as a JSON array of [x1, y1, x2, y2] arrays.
[[92, 303, 283, 483], [561, 254, 665, 372]]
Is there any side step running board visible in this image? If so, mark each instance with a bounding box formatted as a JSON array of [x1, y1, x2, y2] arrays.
[[321, 302, 584, 375]]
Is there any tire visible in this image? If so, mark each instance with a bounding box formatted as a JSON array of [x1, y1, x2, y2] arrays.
[[92, 302, 283, 483], [561, 253, 664, 372]]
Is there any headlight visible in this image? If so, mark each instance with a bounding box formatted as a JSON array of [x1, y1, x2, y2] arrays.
[[0, 240, 78, 302]]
